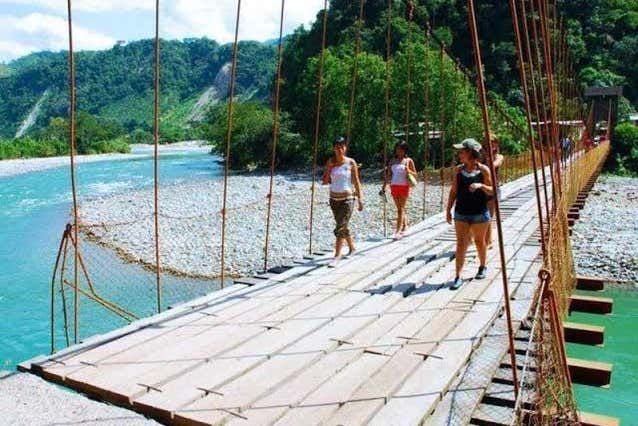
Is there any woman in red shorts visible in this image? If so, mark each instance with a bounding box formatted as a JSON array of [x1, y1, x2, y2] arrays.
[[382, 141, 417, 239]]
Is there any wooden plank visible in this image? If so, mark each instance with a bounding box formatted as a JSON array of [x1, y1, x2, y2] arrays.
[[564, 322, 605, 345], [137, 293, 403, 423], [570, 294, 613, 314], [576, 276, 606, 291], [567, 357, 613, 387], [579, 411, 620, 426]]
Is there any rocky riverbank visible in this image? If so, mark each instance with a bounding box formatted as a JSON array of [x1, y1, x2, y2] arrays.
[[571, 175, 638, 283], [81, 175, 446, 277], [0, 371, 158, 425]]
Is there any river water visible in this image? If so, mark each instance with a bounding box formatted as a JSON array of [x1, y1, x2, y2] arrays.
[[0, 149, 221, 369]]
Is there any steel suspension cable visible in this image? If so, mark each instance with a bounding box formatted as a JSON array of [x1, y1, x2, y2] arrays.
[[466, 0, 519, 397], [509, 0, 547, 258], [220, 0, 242, 288], [263, 0, 286, 272], [345, 0, 366, 144], [382, 0, 393, 237], [65, 0, 80, 345], [308, 0, 329, 255], [152, 0, 162, 313]]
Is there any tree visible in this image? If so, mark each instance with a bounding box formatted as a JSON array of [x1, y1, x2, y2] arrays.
[[611, 122, 638, 175]]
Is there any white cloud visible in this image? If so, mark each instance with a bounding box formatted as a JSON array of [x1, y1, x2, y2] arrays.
[[160, 0, 324, 42], [0, 13, 115, 61], [0, 0, 155, 13], [0, 0, 324, 61]]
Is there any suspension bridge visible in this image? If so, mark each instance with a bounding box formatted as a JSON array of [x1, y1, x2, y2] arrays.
[[16, 0, 623, 425]]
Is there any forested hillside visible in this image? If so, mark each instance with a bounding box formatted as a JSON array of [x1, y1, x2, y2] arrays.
[[1, 0, 636, 171], [0, 39, 276, 139]]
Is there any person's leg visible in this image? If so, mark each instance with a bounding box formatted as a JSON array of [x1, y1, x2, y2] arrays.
[[396, 196, 407, 235], [334, 237, 344, 257], [398, 195, 408, 232], [471, 221, 490, 273], [454, 220, 471, 278], [342, 199, 355, 253], [392, 194, 402, 235], [486, 199, 496, 249]]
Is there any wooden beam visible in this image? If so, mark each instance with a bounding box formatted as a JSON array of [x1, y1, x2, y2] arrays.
[[570, 294, 613, 314], [567, 357, 612, 387], [579, 411, 620, 426], [564, 322, 605, 345], [577, 276, 606, 291]]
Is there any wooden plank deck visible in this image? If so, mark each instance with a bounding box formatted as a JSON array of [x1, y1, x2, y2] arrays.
[[22, 173, 549, 426]]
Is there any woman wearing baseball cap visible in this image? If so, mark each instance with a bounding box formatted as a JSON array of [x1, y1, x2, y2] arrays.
[[446, 138, 495, 289]]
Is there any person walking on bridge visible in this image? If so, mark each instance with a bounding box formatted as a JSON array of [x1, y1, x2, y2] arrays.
[[446, 139, 495, 290], [323, 136, 364, 268], [482, 133, 504, 250], [381, 141, 418, 240]]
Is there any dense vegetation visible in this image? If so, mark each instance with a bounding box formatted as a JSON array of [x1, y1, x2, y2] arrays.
[[611, 122, 638, 176], [0, 39, 276, 139], [1, 0, 636, 173], [0, 112, 130, 160]]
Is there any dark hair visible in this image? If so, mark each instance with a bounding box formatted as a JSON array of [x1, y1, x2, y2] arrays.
[[333, 136, 347, 147], [469, 148, 482, 159], [394, 140, 409, 156]]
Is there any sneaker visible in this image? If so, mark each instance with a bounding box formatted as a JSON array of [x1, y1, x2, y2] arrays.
[[328, 255, 342, 268], [475, 266, 487, 280], [451, 277, 464, 290]]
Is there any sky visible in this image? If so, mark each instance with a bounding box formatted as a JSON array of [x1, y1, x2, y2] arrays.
[[0, 0, 325, 63]]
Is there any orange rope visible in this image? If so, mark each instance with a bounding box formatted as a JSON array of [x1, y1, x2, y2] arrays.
[[152, 0, 162, 313], [467, 0, 519, 398], [263, 0, 286, 272], [65, 0, 80, 344], [345, 0, 365, 145], [219, 0, 242, 288], [308, 0, 329, 255], [382, 0, 393, 237]]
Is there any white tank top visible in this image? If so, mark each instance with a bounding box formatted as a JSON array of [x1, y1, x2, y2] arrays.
[[330, 160, 353, 193], [390, 160, 408, 185]]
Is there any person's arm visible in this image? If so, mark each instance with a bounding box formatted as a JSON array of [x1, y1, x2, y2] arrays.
[[407, 158, 418, 176], [471, 164, 494, 195], [322, 159, 333, 185], [446, 168, 459, 224], [352, 159, 364, 211], [493, 153, 504, 169]]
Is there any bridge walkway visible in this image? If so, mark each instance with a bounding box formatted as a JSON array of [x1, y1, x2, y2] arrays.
[[21, 172, 548, 426]]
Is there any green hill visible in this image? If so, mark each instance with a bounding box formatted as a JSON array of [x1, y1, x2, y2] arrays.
[[0, 38, 276, 139]]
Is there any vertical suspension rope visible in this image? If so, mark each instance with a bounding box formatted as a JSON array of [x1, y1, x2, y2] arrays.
[[345, 0, 366, 144], [152, 0, 162, 313], [308, 0, 329, 255], [263, 0, 286, 272], [220, 0, 242, 288], [404, 1, 414, 144], [529, 0, 557, 213], [421, 25, 431, 220], [65, 0, 81, 345], [382, 0, 393, 237], [520, 0, 550, 221], [466, 0, 519, 397], [538, 0, 562, 193], [438, 44, 445, 211], [509, 0, 547, 257]]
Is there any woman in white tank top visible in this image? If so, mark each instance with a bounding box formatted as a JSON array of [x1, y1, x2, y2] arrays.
[[322, 137, 364, 267], [381, 141, 417, 239]]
